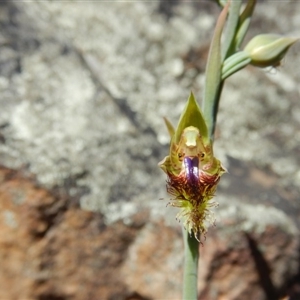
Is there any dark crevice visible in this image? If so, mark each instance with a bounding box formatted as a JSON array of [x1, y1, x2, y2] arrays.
[[125, 291, 152, 300], [245, 233, 279, 300], [282, 247, 300, 300], [77, 50, 159, 139], [38, 294, 69, 300], [76, 49, 165, 166]]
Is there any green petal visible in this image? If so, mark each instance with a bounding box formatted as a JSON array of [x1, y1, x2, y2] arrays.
[[158, 155, 172, 174], [163, 117, 175, 138]]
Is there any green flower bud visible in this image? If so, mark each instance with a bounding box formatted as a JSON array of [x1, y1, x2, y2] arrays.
[[244, 34, 298, 67]]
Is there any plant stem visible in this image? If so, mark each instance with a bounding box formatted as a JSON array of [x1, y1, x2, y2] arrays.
[[181, 3, 232, 299], [182, 227, 199, 300], [203, 2, 229, 140]]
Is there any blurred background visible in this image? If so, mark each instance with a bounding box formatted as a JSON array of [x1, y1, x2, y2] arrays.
[[0, 0, 299, 299]]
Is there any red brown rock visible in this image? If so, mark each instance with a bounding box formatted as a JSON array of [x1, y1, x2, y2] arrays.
[[0, 166, 146, 300], [0, 166, 299, 300]]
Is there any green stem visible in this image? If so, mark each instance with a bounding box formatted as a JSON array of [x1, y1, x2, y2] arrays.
[[182, 227, 199, 300], [203, 74, 225, 140], [203, 2, 229, 140], [222, 0, 243, 60]]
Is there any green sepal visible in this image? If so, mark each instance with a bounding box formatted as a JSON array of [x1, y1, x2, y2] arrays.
[[163, 117, 175, 139], [174, 92, 209, 146]]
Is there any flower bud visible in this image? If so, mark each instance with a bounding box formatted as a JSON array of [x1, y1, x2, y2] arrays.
[[244, 34, 298, 67]]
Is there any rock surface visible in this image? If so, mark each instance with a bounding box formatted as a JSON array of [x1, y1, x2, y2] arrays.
[[0, 1, 300, 299], [0, 166, 298, 300], [0, 166, 147, 300]]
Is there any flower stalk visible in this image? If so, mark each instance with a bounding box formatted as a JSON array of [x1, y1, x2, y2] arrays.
[[158, 0, 298, 299], [182, 227, 199, 300]]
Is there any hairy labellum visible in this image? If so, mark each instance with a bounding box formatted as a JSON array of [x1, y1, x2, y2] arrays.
[[165, 159, 224, 240]]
